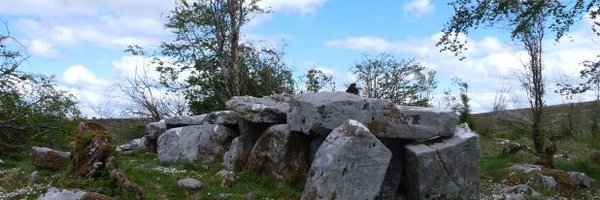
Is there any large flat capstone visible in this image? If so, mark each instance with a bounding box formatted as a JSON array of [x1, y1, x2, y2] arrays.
[[288, 92, 457, 140], [225, 94, 290, 123], [164, 115, 206, 129], [403, 123, 480, 200], [301, 120, 392, 200]]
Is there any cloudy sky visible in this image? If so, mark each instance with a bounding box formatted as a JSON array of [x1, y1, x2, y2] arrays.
[[1, 0, 599, 117]]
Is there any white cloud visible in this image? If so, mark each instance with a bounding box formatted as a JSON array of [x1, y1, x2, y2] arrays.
[[27, 39, 60, 59], [60, 65, 114, 111], [258, 0, 327, 15], [325, 36, 396, 52], [402, 0, 434, 18], [6, 1, 174, 59], [324, 26, 600, 112]]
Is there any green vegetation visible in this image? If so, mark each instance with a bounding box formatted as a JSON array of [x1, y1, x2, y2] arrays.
[[350, 53, 437, 107], [0, 152, 302, 199]]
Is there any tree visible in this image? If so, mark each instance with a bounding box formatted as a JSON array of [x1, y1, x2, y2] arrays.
[[0, 26, 79, 154], [555, 76, 581, 136], [437, 1, 586, 167], [301, 68, 335, 93], [350, 54, 436, 106], [444, 78, 475, 128], [117, 65, 188, 121], [154, 0, 294, 114]]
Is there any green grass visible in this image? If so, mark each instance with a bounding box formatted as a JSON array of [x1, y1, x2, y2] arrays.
[[0, 152, 302, 199]]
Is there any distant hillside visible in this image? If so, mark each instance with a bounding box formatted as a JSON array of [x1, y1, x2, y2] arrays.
[[89, 118, 154, 144], [473, 100, 600, 136]]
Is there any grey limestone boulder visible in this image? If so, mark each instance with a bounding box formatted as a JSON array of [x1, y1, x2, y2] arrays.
[[197, 124, 235, 164], [38, 187, 86, 200], [177, 178, 203, 200], [568, 171, 592, 188], [158, 126, 203, 163], [144, 120, 167, 140], [301, 120, 392, 200], [116, 137, 147, 155], [158, 124, 233, 163], [164, 115, 206, 129], [403, 123, 480, 200], [288, 92, 457, 140], [225, 94, 290, 123], [222, 137, 246, 171], [31, 146, 71, 170], [38, 187, 111, 200], [247, 124, 309, 186]]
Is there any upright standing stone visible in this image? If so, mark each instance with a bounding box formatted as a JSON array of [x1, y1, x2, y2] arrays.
[[301, 120, 392, 200], [403, 123, 480, 200], [157, 125, 203, 163], [197, 124, 235, 164], [247, 124, 309, 186]]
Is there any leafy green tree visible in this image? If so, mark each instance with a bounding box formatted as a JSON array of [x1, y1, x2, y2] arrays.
[[153, 0, 294, 113], [444, 78, 475, 128], [0, 27, 79, 155], [437, 0, 590, 167], [351, 54, 436, 106], [301, 68, 335, 93]]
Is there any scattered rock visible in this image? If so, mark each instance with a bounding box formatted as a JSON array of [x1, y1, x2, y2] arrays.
[[537, 175, 557, 189], [301, 120, 392, 200], [177, 178, 203, 200], [498, 184, 541, 200], [247, 124, 310, 186], [164, 115, 206, 129], [506, 164, 542, 174], [30, 171, 40, 184], [505, 164, 578, 190], [203, 110, 239, 125], [403, 123, 480, 200], [222, 137, 246, 171], [225, 94, 290, 123], [38, 187, 112, 200], [144, 120, 167, 140], [539, 167, 577, 190], [0, 159, 4, 164], [214, 193, 233, 200], [31, 146, 71, 170], [216, 170, 236, 187], [288, 92, 457, 139], [116, 137, 147, 155], [503, 142, 522, 155], [567, 171, 592, 188], [70, 122, 112, 178], [158, 124, 233, 163]]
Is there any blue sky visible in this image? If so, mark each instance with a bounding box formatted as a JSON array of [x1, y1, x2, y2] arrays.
[[1, 0, 599, 117]]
